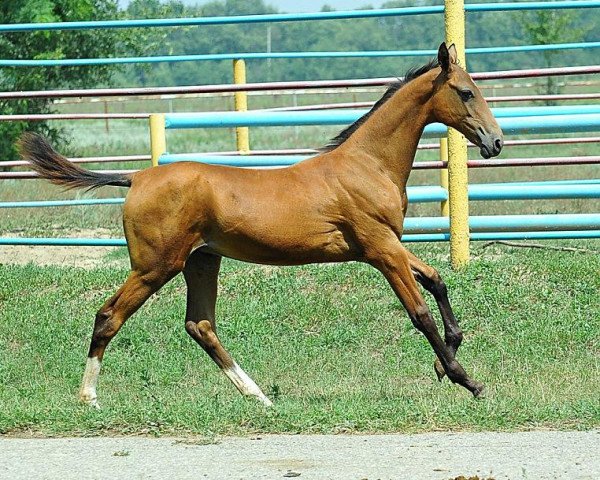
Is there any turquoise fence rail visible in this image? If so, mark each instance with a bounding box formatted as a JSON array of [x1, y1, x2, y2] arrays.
[[0, 1, 598, 32], [0, 238, 128, 246], [4, 180, 600, 210], [162, 107, 600, 130], [4, 214, 600, 246], [2, 41, 599, 67], [403, 231, 600, 242], [0, 198, 125, 208]]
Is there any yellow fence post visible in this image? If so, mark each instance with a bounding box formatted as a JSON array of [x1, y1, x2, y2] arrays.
[[439, 137, 449, 217], [149, 113, 166, 168], [233, 59, 250, 154], [445, 0, 470, 269]]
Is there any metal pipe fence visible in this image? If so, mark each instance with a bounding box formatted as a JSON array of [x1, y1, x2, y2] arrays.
[[1, 65, 598, 100], [3, 41, 599, 67], [1, 2, 599, 258]]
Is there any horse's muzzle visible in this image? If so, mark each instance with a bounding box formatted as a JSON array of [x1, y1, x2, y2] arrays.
[[479, 134, 503, 159]]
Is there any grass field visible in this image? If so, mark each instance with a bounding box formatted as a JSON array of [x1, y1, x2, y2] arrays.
[[0, 242, 599, 436]]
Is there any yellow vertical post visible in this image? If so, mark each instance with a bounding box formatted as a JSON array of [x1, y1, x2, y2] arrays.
[[445, 0, 470, 269], [149, 113, 166, 168], [439, 137, 449, 217], [233, 59, 250, 154]]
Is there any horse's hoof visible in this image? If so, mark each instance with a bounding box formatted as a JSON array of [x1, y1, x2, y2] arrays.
[[79, 394, 101, 409], [472, 383, 486, 399], [434, 359, 446, 381]]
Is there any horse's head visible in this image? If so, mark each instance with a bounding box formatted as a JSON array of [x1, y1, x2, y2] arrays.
[[431, 43, 503, 159]]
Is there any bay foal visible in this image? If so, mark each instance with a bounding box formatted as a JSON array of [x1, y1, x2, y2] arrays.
[[20, 43, 503, 407]]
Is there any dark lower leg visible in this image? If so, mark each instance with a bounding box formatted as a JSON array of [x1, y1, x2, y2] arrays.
[[373, 246, 483, 397], [411, 307, 483, 396], [406, 250, 463, 354], [405, 250, 464, 381], [183, 252, 272, 406]]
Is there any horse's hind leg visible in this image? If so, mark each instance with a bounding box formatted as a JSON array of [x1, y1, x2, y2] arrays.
[[79, 268, 175, 407], [405, 249, 463, 381], [183, 251, 272, 406]]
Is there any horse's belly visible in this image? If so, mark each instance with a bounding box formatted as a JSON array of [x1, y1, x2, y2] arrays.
[[204, 225, 358, 266]]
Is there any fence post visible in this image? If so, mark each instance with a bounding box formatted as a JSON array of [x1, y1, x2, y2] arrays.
[[445, 0, 470, 269], [103, 100, 110, 134], [439, 137, 449, 216], [233, 59, 250, 154], [149, 113, 166, 167]]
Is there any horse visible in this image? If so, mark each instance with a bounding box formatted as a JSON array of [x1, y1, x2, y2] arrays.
[[19, 43, 503, 408]]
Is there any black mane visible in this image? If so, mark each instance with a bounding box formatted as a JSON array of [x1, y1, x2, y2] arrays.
[[322, 59, 439, 152]]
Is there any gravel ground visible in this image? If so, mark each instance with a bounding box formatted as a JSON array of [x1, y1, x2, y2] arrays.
[[1, 430, 598, 479]]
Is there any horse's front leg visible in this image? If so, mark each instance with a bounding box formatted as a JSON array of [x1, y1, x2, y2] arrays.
[[405, 249, 463, 381], [366, 238, 484, 397]]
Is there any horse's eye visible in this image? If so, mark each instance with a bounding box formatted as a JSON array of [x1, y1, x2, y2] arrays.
[[459, 90, 474, 101]]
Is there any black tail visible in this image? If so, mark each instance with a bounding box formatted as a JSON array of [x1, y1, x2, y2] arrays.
[[17, 133, 132, 191]]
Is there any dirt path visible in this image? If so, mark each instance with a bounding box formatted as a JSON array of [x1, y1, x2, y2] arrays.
[[1, 431, 598, 479]]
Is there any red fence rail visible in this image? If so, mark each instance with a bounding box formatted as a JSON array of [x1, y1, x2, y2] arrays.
[[1, 65, 598, 100]]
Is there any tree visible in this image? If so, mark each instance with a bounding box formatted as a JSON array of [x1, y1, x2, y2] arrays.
[[518, 9, 586, 104], [0, 0, 136, 161]]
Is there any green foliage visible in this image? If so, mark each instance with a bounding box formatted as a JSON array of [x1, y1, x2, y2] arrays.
[[517, 9, 589, 103], [0, 0, 135, 160], [115, 0, 595, 87]]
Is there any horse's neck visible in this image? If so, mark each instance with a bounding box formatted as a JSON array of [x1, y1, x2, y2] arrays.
[[343, 71, 435, 188]]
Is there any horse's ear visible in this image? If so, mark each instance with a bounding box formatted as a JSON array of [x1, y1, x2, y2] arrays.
[[447, 44, 458, 64], [438, 42, 450, 71]]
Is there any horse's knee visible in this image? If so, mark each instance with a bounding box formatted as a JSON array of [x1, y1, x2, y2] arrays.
[[432, 276, 447, 297], [421, 268, 448, 298], [443, 359, 468, 384]]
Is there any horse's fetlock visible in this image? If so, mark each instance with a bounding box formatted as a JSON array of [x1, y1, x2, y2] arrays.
[[185, 320, 216, 344], [447, 328, 463, 346], [196, 320, 213, 335]]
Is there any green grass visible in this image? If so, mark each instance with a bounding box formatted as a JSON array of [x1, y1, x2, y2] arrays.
[[1, 242, 598, 436]]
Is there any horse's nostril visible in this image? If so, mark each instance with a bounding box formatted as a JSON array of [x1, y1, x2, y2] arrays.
[[494, 138, 503, 151]]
